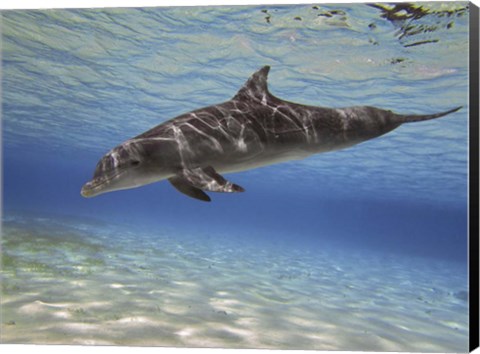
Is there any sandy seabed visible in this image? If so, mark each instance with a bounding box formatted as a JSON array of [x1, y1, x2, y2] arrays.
[[0, 213, 469, 352]]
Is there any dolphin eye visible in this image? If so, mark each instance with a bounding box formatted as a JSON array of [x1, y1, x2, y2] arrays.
[[131, 160, 140, 166]]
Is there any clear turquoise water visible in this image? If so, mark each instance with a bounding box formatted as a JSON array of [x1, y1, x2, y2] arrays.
[[1, 2, 470, 351]]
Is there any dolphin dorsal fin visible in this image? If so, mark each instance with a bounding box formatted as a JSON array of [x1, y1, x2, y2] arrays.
[[233, 65, 271, 102]]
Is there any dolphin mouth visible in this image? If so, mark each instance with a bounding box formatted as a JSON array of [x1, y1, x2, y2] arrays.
[[81, 168, 127, 198], [81, 179, 108, 198]]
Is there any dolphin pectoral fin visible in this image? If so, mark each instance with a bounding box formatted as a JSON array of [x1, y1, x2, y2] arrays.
[[178, 166, 245, 194], [168, 176, 211, 202], [168, 166, 244, 201]]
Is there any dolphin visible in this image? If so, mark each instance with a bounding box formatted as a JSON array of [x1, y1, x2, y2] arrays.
[[81, 65, 461, 202]]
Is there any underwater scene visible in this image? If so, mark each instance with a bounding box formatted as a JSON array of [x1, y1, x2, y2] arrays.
[[1, 2, 471, 352]]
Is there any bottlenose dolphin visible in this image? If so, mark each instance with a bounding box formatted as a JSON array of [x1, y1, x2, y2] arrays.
[[81, 66, 461, 202]]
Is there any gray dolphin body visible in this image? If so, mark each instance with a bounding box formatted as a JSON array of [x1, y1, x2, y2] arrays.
[[81, 66, 461, 202]]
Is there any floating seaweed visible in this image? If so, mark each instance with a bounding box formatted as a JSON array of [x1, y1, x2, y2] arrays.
[[404, 39, 439, 48], [369, 2, 469, 47], [389, 57, 406, 64]]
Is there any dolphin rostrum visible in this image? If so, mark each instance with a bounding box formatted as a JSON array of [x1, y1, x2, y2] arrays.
[[81, 66, 461, 202]]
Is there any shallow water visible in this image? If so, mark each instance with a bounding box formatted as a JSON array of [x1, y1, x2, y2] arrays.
[[1, 2, 471, 351]]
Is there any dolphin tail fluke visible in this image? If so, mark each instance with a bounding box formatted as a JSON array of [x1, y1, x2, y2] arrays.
[[399, 106, 462, 123]]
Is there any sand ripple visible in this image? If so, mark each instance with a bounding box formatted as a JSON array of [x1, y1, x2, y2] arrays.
[[1, 215, 469, 351]]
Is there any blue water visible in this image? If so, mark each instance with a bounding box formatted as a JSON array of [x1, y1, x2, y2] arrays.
[[1, 2, 470, 350]]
